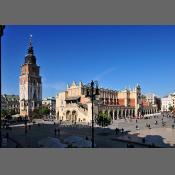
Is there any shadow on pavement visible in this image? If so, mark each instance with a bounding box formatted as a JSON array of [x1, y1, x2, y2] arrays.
[[1, 123, 175, 148]]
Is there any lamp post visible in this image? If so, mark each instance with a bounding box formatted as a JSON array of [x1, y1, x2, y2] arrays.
[[24, 116, 28, 134], [0, 25, 5, 148], [86, 80, 100, 148]]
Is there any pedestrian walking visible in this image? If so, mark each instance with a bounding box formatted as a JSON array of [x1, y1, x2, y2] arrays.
[[57, 128, 60, 136], [54, 128, 57, 136], [142, 138, 145, 143], [115, 128, 119, 135]]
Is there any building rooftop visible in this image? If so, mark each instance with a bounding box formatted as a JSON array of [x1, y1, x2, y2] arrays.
[[1, 94, 19, 101]]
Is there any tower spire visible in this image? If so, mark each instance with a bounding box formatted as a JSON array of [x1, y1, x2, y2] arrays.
[[28, 34, 34, 54], [29, 34, 32, 46]]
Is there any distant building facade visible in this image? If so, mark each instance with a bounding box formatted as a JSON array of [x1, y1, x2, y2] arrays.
[[145, 93, 161, 111], [1, 94, 20, 113], [19, 36, 42, 118], [161, 93, 175, 111], [42, 97, 56, 117], [56, 81, 158, 123]]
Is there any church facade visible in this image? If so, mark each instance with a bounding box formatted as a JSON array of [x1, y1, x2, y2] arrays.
[[56, 81, 158, 123], [19, 37, 42, 118]]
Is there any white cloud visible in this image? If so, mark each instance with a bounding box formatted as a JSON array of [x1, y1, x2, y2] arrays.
[[94, 67, 117, 81]]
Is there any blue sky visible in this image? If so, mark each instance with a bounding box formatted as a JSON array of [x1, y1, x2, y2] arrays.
[[2, 25, 175, 98]]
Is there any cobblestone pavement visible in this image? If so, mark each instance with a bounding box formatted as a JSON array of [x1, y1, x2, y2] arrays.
[[109, 116, 175, 132], [1, 115, 175, 148], [109, 115, 175, 147]]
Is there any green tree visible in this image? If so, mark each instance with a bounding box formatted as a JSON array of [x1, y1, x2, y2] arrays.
[[32, 109, 42, 119], [95, 111, 112, 127], [169, 106, 174, 112], [9, 109, 16, 115], [39, 106, 50, 116], [31, 106, 50, 119], [1, 109, 8, 118], [1, 109, 16, 119]]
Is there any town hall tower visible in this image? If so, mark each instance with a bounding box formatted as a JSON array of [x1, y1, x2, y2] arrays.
[[19, 36, 42, 118]]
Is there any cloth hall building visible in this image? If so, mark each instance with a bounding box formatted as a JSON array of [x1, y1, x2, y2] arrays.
[[56, 81, 158, 123]]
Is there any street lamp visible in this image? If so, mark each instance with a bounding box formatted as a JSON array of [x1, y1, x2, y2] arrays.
[[0, 25, 5, 148], [24, 116, 28, 134], [86, 80, 100, 148]]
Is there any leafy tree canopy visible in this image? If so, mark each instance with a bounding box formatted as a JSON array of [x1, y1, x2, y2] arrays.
[[169, 106, 174, 112], [95, 111, 112, 127]]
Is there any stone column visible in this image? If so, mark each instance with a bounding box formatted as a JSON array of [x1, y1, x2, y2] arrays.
[[131, 110, 133, 117], [128, 109, 131, 118], [113, 110, 115, 120], [117, 110, 119, 119], [120, 109, 122, 118], [107, 110, 110, 117], [125, 109, 127, 118], [121, 110, 124, 119]]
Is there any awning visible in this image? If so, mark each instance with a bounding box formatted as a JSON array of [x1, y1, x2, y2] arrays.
[[12, 114, 20, 118], [65, 96, 80, 101]]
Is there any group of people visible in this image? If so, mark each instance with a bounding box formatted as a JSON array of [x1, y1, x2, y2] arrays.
[[54, 127, 61, 136], [115, 128, 124, 135]]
